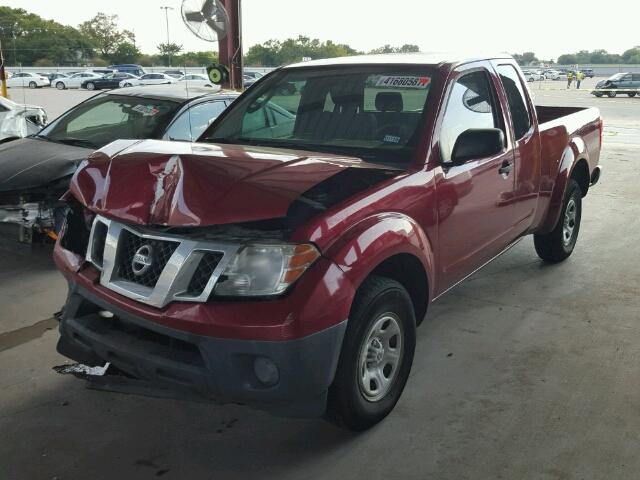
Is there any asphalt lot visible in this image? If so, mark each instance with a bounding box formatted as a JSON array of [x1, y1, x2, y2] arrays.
[[1, 78, 639, 480]]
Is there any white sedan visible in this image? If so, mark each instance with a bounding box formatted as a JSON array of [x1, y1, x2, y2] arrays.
[[177, 74, 220, 89], [119, 73, 178, 88], [522, 70, 544, 82], [5, 72, 50, 89], [54, 72, 103, 90]]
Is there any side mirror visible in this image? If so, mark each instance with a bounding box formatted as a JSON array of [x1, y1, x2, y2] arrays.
[[450, 128, 505, 165]]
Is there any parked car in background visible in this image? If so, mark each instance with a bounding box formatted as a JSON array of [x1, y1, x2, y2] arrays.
[[592, 72, 640, 97], [81, 72, 139, 91], [6, 72, 50, 89], [522, 70, 544, 82], [243, 71, 264, 80], [163, 70, 186, 79], [581, 69, 595, 78], [0, 95, 47, 142], [39, 72, 69, 85], [53, 53, 602, 431], [55, 72, 103, 90], [119, 73, 178, 88], [0, 86, 237, 244], [544, 69, 566, 80], [87, 68, 116, 76], [177, 73, 217, 88], [243, 74, 258, 88], [109, 64, 146, 77]]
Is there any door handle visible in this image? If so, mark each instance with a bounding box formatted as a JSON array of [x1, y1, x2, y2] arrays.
[[498, 161, 513, 176]]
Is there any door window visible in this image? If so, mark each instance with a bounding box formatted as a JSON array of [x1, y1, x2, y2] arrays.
[[166, 101, 228, 141], [496, 65, 532, 139], [439, 70, 499, 163]]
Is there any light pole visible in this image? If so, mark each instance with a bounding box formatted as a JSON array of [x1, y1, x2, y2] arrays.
[[160, 6, 174, 66]]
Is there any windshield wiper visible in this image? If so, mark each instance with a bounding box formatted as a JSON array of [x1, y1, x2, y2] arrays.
[[50, 138, 98, 149]]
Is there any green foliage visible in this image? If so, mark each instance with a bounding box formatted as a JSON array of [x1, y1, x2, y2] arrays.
[[512, 52, 538, 66], [156, 42, 183, 66], [175, 51, 219, 67], [109, 42, 141, 64], [557, 49, 626, 65], [78, 13, 135, 58], [368, 44, 420, 54], [244, 35, 358, 66], [0, 7, 94, 66]]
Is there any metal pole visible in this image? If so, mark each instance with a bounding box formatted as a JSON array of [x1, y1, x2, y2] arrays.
[[160, 6, 174, 66], [0, 39, 8, 98]]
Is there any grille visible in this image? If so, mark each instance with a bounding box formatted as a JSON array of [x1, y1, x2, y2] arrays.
[[116, 230, 179, 288], [186, 252, 224, 296]]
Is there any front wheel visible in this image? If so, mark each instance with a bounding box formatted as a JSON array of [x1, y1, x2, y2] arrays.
[[627, 92, 636, 97], [593, 92, 603, 97], [607, 90, 617, 98], [56, 82, 65, 90], [86, 82, 95, 91], [534, 179, 582, 263], [123, 82, 132, 87], [327, 276, 416, 431], [29, 81, 37, 89]]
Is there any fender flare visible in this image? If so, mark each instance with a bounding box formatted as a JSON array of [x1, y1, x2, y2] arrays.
[[538, 137, 589, 234], [324, 212, 436, 303]]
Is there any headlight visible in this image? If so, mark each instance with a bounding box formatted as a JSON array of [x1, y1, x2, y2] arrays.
[[214, 244, 320, 297]]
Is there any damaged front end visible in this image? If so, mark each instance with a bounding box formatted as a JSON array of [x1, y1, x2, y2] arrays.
[[0, 98, 47, 143], [0, 188, 67, 245]]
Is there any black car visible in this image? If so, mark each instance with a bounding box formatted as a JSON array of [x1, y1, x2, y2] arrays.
[[0, 86, 238, 243], [81, 72, 139, 91], [592, 72, 640, 98]]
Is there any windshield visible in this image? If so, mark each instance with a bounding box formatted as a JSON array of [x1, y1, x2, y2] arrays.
[[609, 73, 626, 81], [38, 94, 181, 149], [201, 65, 434, 166]]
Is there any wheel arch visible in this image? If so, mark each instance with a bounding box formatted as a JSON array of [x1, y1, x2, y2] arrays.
[[325, 212, 434, 324]]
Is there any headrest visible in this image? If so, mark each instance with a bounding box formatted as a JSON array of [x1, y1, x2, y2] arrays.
[[375, 92, 403, 112]]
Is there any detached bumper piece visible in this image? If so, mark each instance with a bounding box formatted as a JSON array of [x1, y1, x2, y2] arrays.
[[56, 283, 347, 417]]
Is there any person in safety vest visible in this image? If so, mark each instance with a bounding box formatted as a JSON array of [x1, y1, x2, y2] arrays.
[[567, 71, 574, 89], [575, 70, 584, 89]]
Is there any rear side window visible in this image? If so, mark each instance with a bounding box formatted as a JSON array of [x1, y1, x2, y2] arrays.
[[439, 70, 498, 163], [496, 65, 531, 140]]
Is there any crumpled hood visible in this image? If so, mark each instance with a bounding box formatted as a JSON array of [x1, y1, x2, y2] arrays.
[[71, 139, 393, 226], [0, 137, 91, 193]]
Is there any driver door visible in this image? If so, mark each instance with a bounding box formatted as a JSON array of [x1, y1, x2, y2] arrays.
[[435, 65, 518, 291]]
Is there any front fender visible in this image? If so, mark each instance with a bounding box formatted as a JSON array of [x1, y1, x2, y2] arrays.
[[324, 212, 435, 300], [538, 138, 587, 234]]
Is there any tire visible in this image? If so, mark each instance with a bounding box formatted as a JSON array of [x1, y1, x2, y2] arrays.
[[534, 179, 582, 263], [327, 276, 416, 431], [123, 82, 132, 87], [594, 92, 603, 97], [86, 82, 95, 91], [28, 81, 37, 89], [627, 92, 636, 97], [527, 77, 534, 82], [56, 82, 65, 90], [607, 90, 617, 98]]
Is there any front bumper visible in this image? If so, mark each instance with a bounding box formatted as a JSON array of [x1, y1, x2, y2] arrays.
[[57, 282, 347, 417]]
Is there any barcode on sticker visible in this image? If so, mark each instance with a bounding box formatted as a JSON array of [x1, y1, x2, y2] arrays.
[[375, 76, 431, 89]]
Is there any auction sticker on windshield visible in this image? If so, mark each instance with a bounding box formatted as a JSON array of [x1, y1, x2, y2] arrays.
[[132, 104, 160, 116], [376, 76, 431, 89]]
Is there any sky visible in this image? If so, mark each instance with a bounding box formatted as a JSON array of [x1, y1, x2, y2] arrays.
[[1, 0, 638, 60]]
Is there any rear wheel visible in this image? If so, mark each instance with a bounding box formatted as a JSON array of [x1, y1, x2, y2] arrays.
[[56, 82, 65, 90], [123, 82, 132, 87], [28, 81, 37, 89], [627, 92, 636, 97], [534, 179, 582, 263], [607, 90, 617, 98], [327, 276, 416, 431]]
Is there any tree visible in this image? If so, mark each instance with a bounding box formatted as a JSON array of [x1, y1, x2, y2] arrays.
[[244, 36, 359, 66], [0, 7, 94, 65], [368, 44, 420, 54], [175, 51, 219, 67], [157, 42, 183, 66], [79, 13, 134, 58], [109, 42, 141, 64], [622, 47, 640, 64], [512, 52, 538, 66]]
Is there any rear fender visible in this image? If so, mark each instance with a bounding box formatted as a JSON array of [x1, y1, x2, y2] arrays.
[[538, 138, 588, 233], [324, 212, 435, 301]]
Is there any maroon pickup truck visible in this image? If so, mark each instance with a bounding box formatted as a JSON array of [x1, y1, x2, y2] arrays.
[[53, 53, 602, 430]]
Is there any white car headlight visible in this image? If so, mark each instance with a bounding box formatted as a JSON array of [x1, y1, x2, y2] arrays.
[[214, 244, 320, 297]]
